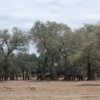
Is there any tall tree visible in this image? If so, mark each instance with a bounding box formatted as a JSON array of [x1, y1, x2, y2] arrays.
[[0, 28, 28, 80], [30, 21, 71, 80]]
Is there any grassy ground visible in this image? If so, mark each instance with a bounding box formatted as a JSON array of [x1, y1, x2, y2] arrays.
[[0, 80, 100, 100]]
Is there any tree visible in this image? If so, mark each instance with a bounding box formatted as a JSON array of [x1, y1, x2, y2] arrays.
[[0, 28, 28, 80], [30, 21, 71, 80], [75, 24, 100, 80]]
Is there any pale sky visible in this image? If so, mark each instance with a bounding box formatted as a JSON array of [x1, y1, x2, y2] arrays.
[[0, 0, 100, 54], [0, 0, 100, 30]]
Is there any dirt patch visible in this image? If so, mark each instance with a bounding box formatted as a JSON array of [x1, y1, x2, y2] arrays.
[[0, 81, 100, 100]]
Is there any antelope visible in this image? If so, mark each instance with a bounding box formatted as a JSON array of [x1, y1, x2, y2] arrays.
[[28, 85, 36, 91], [4, 86, 12, 90]]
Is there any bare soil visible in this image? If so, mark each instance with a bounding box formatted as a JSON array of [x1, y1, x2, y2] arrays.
[[0, 80, 100, 100]]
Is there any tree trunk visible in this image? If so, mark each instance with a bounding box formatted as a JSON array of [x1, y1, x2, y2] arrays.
[[22, 71, 25, 80], [42, 54, 48, 80], [50, 57, 55, 80], [87, 62, 93, 80], [21, 67, 25, 80], [10, 72, 15, 80], [4, 60, 8, 81], [91, 65, 95, 80], [3, 56, 9, 81], [4, 66, 8, 81], [25, 71, 30, 80], [64, 56, 68, 80], [15, 73, 18, 80]]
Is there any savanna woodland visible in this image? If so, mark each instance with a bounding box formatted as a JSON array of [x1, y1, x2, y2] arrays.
[[0, 21, 100, 81]]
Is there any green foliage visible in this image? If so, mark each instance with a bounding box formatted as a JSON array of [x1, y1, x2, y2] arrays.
[[0, 21, 100, 80]]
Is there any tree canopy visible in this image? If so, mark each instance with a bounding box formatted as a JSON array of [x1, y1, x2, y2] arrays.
[[0, 21, 100, 81]]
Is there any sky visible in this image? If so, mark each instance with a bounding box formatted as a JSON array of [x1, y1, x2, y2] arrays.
[[0, 0, 100, 30], [0, 0, 100, 54]]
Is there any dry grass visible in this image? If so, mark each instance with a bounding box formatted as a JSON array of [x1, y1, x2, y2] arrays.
[[0, 81, 100, 100]]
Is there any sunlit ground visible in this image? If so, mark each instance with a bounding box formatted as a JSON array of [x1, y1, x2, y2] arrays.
[[0, 81, 100, 100]]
